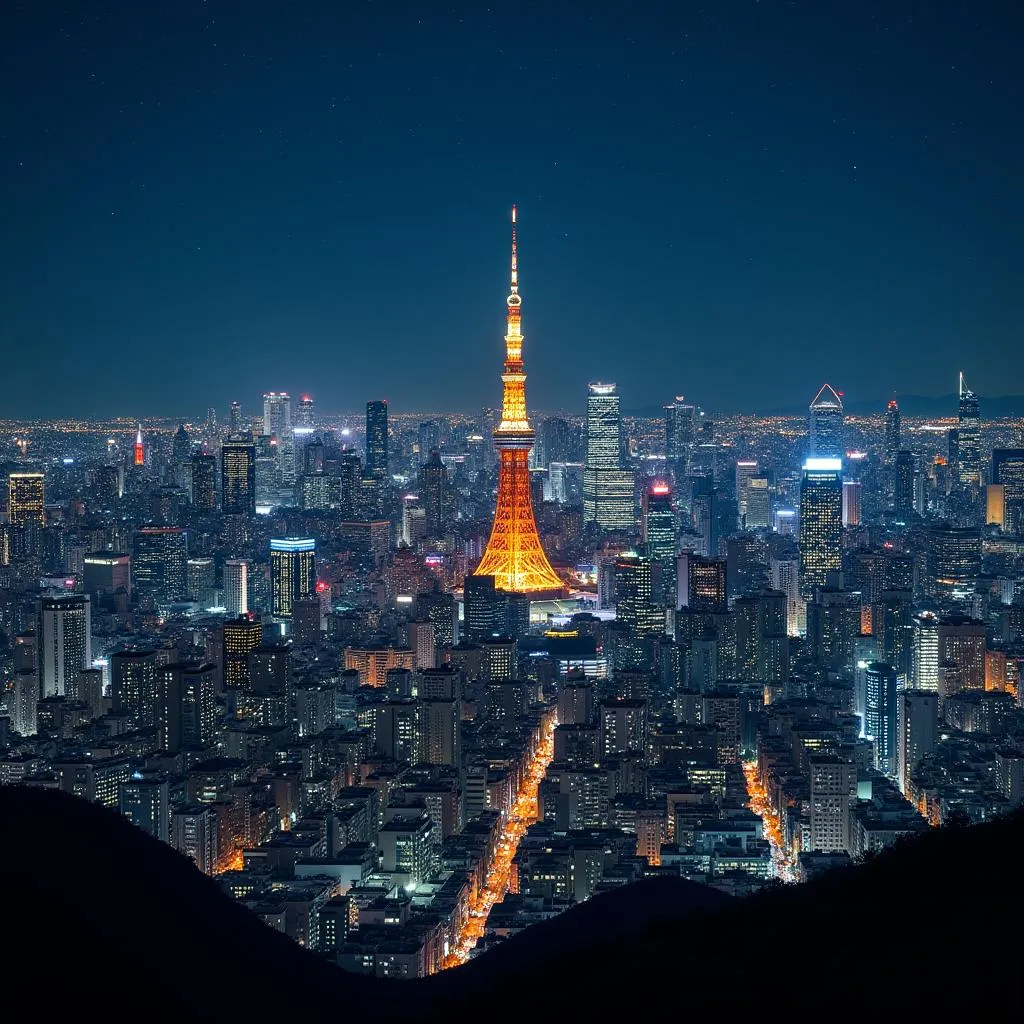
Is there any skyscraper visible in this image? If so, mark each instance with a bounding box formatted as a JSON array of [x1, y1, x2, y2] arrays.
[[808, 384, 845, 460], [190, 453, 217, 511], [897, 689, 938, 796], [296, 394, 315, 429], [366, 400, 389, 479], [664, 396, 696, 477], [263, 392, 295, 489], [111, 649, 158, 728], [863, 661, 898, 777], [798, 458, 843, 599], [583, 382, 635, 530], [132, 527, 188, 603], [8, 472, 45, 526], [735, 460, 759, 528], [642, 482, 676, 604], [223, 615, 263, 690], [38, 594, 92, 698], [955, 372, 981, 488], [925, 523, 981, 603], [473, 207, 563, 594], [613, 551, 664, 668], [992, 449, 1024, 534], [270, 538, 316, 618], [417, 450, 450, 537], [221, 433, 256, 516], [885, 399, 901, 466], [894, 451, 917, 517], [841, 480, 861, 527], [223, 559, 250, 618]]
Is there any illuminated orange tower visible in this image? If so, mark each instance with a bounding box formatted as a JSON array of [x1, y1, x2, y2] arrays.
[[133, 424, 145, 466], [474, 207, 563, 594]]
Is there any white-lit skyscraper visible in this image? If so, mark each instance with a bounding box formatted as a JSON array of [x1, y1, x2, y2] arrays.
[[38, 594, 92, 698], [583, 382, 634, 530], [808, 384, 845, 460], [223, 559, 250, 617], [798, 458, 843, 599], [270, 538, 316, 618]]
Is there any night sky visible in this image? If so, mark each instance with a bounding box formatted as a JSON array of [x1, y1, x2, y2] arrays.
[[2, 1, 1022, 419]]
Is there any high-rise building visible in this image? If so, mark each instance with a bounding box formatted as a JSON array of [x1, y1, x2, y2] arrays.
[[223, 559, 250, 618], [798, 458, 843, 599], [885, 399, 901, 466], [912, 611, 940, 691], [955, 372, 981, 488], [472, 208, 563, 593], [539, 416, 572, 469], [926, 523, 981, 603], [678, 553, 727, 612], [222, 616, 263, 690], [134, 424, 145, 467], [613, 552, 664, 668], [664, 396, 696, 477], [744, 476, 771, 530], [132, 527, 188, 603], [583, 383, 634, 530], [809, 756, 856, 853], [262, 392, 295, 489], [417, 450, 450, 537], [270, 538, 316, 618], [894, 451, 917, 517], [841, 480, 862, 527], [987, 484, 1006, 529], [863, 661, 898, 777], [229, 401, 241, 432], [463, 574, 505, 643], [897, 690, 938, 796], [8, 472, 45, 526], [808, 385, 845, 460], [366, 400, 389, 479], [735, 460, 759, 527], [937, 615, 986, 701], [642, 482, 676, 604], [190, 453, 217, 511], [111, 650, 158, 729], [82, 552, 131, 599], [186, 557, 216, 607], [770, 557, 801, 636], [992, 449, 1024, 534], [296, 394, 315, 429], [38, 594, 92, 699], [119, 775, 170, 842], [159, 662, 217, 751], [221, 433, 256, 516]]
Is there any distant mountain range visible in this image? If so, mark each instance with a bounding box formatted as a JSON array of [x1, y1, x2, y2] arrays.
[[627, 395, 1024, 420]]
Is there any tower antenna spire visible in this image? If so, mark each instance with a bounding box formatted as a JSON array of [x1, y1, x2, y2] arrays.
[[509, 204, 519, 301]]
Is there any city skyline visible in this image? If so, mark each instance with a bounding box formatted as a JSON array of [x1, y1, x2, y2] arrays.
[[3, 2, 1023, 418]]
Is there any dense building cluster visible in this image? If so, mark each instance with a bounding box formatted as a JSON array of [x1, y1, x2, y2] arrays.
[[2, 230, 1023, 977]]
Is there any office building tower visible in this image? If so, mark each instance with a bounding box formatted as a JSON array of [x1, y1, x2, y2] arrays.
[[583, 382, 635, 530], [132, 527, 188, 603], [263, 391, 291, 440], [270, 538, 316, 618], [366, 400, 389, 479], [539, 416, 572, 469], [614, 552, 664, 668], [798, 458, 843, 599], [770, 557, 801, 636], [912, 612, 940, 691], [223, 559, 250, 618], [642, 482, 676, 603], [898, 690, 938, 796], [473, 208, 563, 593], [229, 402, 241, 432], [894, 451, 917, 517], [937, 616, 986, 701], [925, 523, 981, 603], [415, 589, 457, 650], [82, 552, 131, 599], [111, 650, 159, 729], [172, 805, 218, 875], [8, 472, 45, 526], [12, 669, 38, 737], [809, 756, 856, 853], [418, 420, 441, 461], [744, 476, 771, 530], [955, 372, 981, 487], [664, 396, 696, 477], [735, 460, 759, 527], [885, 399, 901, 466], [222, 616, 263, 690], [221, 433, 256, 516], [463, 573, 505, 643], [38, 594, 91, 699], [992, 449, 1024, 534], [170, 423, 191, 488], [863, 661, 898, 776], [678, 553, 727, 612], [190, 453, 217, 511], [159, 662, 217, 751], [418, 450, 451, 537], [119, 775, 170, 843], [987, 484, 1006, 529], [842, 480, 862, 527], [808, 384, 845, 460], [186, 557, 216, 607], [296, 393, 315, 429], [134, 424, 145, 467]]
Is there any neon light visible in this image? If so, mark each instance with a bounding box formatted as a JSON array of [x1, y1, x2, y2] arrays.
[[803, 458, 843, 471]]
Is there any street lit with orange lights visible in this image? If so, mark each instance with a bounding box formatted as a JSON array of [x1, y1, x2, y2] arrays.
[[743, 760, 796, 883], [442, 717, 556, 968]]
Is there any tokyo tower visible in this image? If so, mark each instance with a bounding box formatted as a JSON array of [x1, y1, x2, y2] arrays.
[[473, 207, 564, 595]]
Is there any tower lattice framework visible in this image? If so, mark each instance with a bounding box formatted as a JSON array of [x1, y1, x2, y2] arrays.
[[473, 207, 564, 594]]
